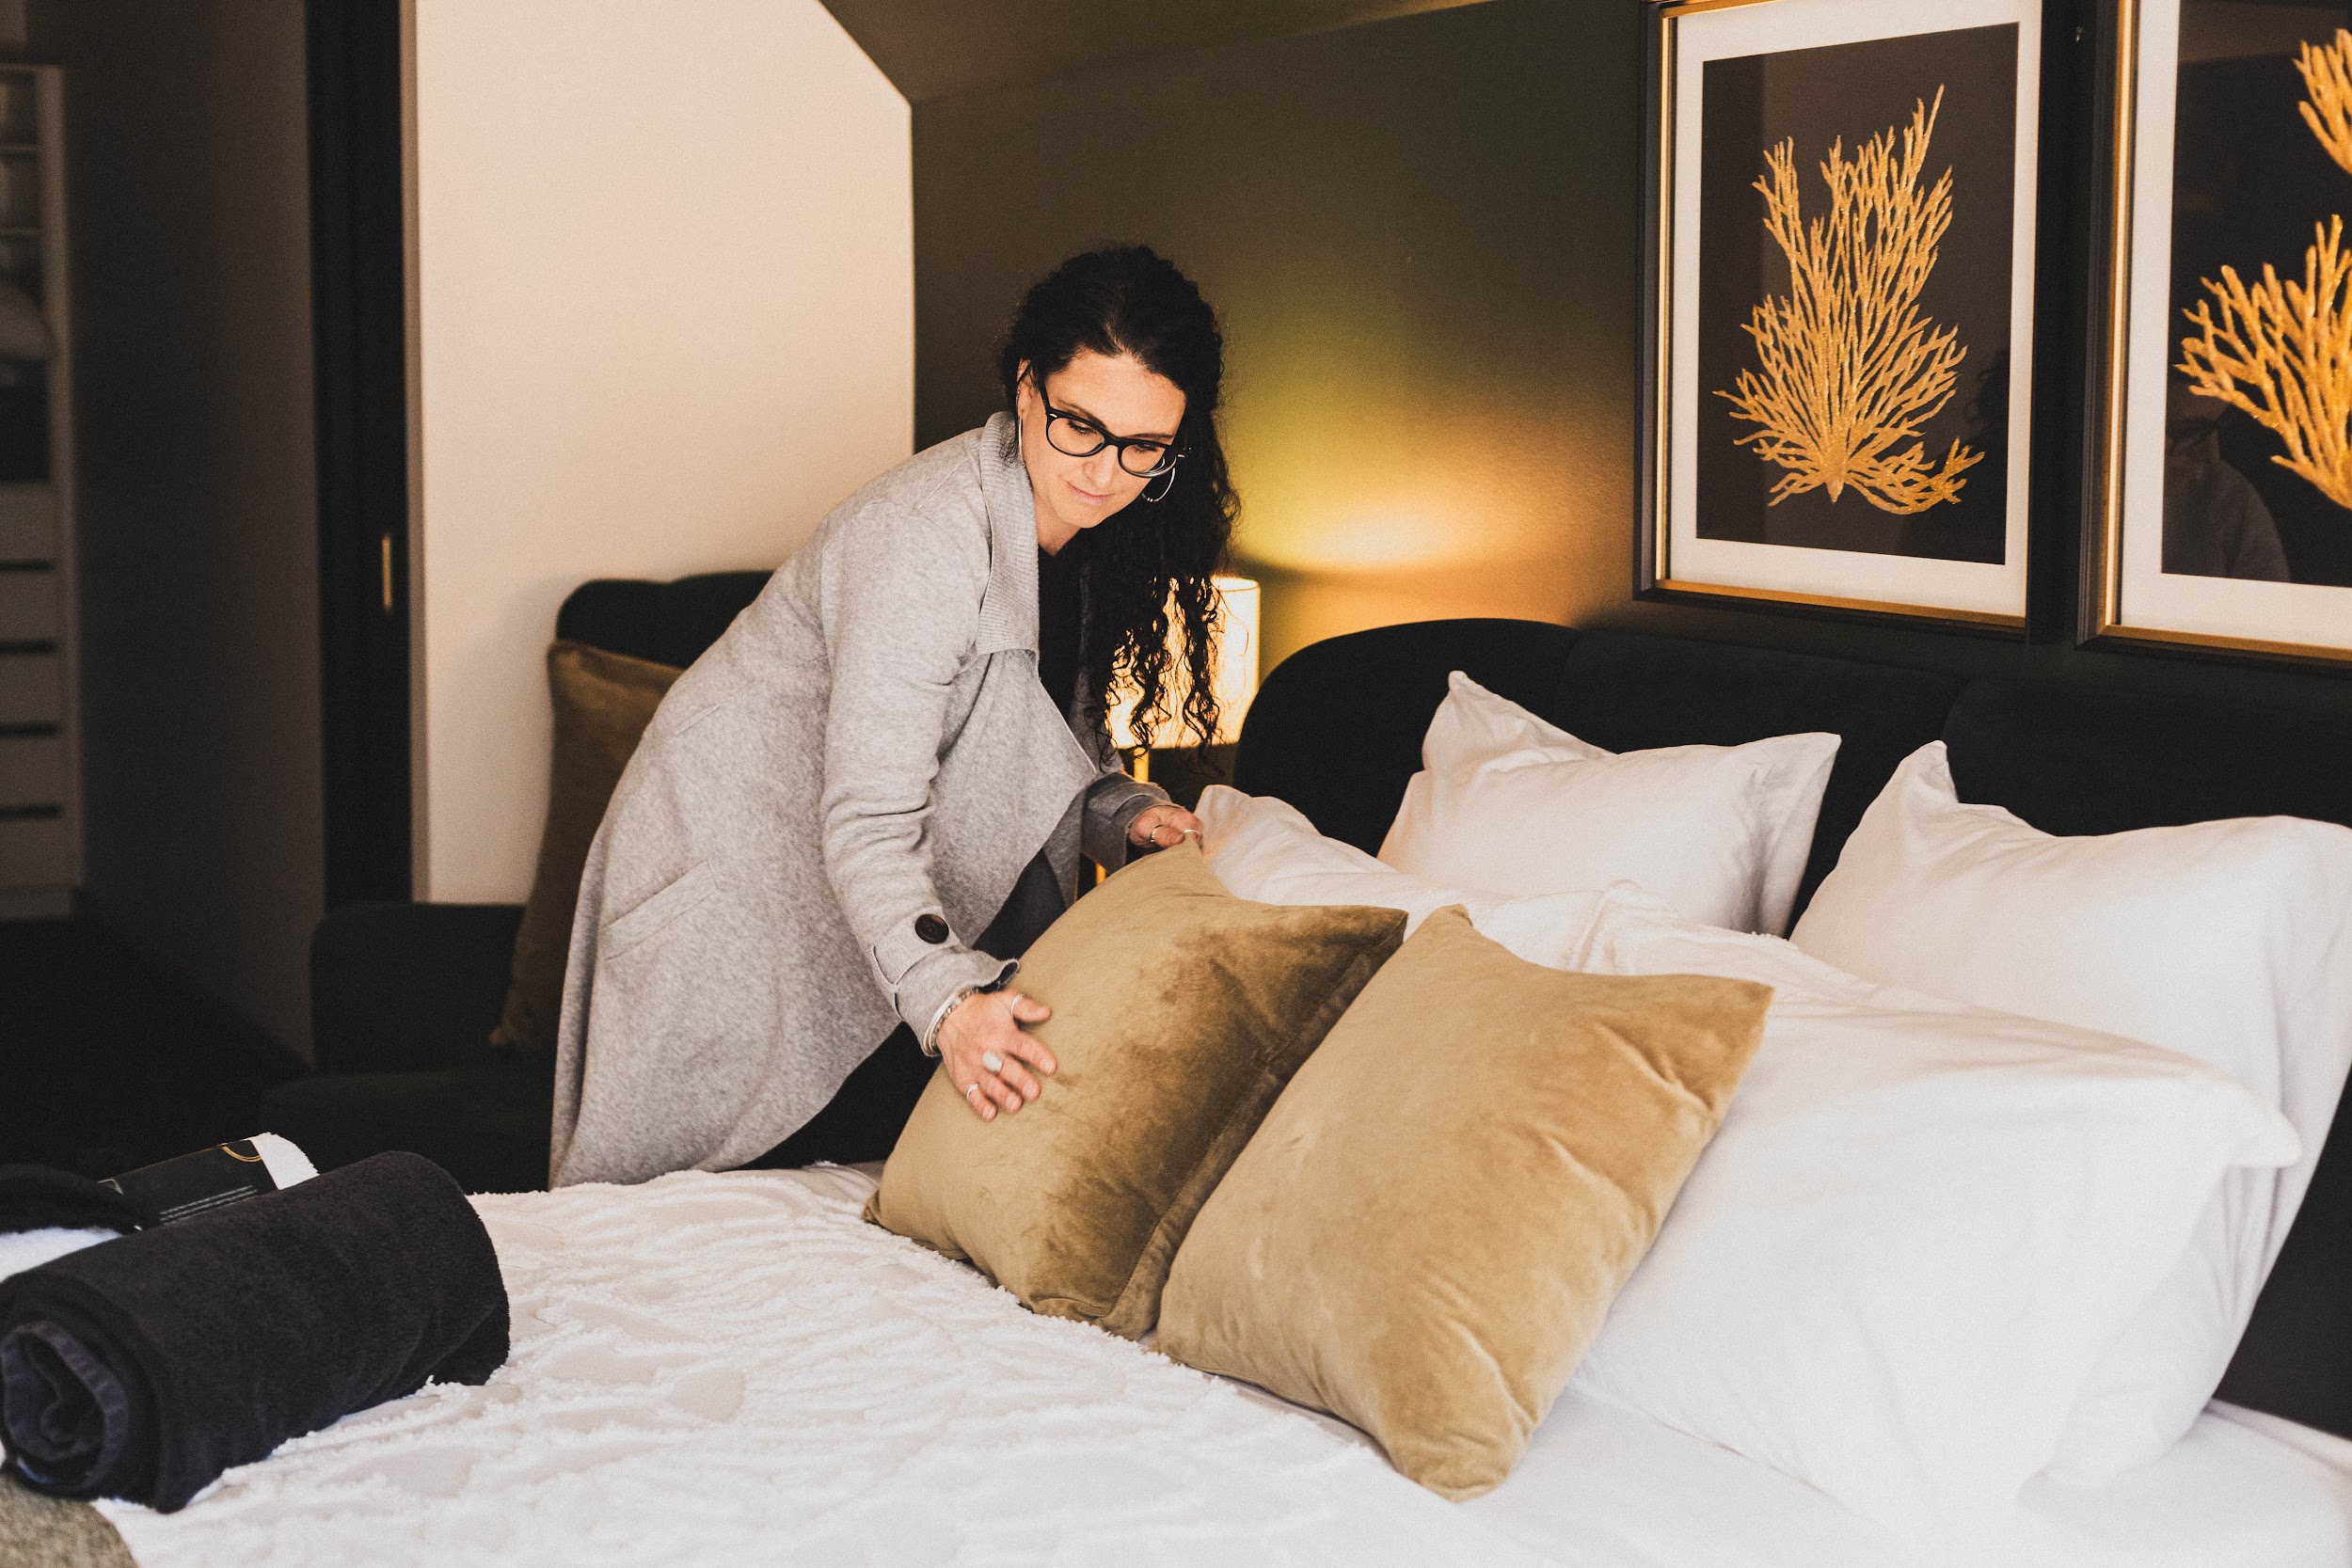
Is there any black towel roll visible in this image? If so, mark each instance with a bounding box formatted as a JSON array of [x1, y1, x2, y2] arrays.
[[0, 1152, 507, 1513]]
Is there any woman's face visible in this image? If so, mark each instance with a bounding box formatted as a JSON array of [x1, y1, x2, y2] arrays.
[[1015, 349, 1187, 555]]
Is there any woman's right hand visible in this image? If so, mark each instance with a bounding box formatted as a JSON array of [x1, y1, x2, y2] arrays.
[[938, 989, 1056, 1120]]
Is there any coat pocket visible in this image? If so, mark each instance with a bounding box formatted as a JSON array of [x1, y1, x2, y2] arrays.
[[599, 860, 714, 962]]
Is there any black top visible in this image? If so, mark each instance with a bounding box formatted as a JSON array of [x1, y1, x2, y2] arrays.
[[1035, 546, 1083, 718]]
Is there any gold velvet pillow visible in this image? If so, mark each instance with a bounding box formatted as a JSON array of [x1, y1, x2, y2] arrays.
[[1157, 906, 1772, 1499], [865, 844, 1406, 1340], [490, 640, 682, 1054]]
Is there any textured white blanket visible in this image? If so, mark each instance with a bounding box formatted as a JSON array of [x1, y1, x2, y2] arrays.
[[86, 1166, 2352, 1568], [99, 1167, 1548, 1568]]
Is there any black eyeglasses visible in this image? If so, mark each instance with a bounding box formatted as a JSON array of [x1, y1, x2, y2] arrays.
[[1038, 382, 1182, 479]]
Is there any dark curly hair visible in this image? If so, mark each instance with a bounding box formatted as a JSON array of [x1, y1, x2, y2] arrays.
[[996, 245, 1237, 752]]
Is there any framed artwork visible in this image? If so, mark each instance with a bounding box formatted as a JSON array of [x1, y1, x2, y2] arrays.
[[2084, 0, 2352, 665], [1640, 0, 2043, 630]]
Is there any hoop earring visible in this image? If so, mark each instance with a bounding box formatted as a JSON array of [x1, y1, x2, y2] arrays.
[[1142, 456, 1181, 504]]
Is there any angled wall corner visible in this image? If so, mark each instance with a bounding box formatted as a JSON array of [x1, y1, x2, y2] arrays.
[[408, 0, 914, 903], [818, 0, 1498, 103]]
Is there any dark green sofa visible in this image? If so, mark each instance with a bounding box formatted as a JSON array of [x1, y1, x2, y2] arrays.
[[262, 572, 774, 1194]]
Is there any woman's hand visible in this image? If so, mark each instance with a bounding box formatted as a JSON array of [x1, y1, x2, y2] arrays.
[[939, 989, 1056, 1121], [1129, 804, 1205, 852]]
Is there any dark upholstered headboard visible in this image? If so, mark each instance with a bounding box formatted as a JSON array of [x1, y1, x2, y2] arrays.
[[1234, 623, 1965, 915], [1232, 617, 2352, 1442]]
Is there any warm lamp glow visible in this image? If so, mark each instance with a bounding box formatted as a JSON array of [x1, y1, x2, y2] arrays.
[[1108, 575, 1260, 750]]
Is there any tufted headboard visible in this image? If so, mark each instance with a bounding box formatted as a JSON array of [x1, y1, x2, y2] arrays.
[[1232, 617, 2352, 1442], [1233, 622, 1967, 917]]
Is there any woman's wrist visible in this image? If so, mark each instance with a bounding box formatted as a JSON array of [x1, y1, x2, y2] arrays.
[[921, 982, 993, 1057], [900, 943, 1019, 1057]]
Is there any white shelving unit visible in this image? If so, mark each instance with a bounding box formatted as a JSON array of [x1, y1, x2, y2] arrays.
[[0, 65, 76, 920]]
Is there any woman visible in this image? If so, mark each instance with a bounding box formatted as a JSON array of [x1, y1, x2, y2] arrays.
[[549, 246, 1232, 1188]]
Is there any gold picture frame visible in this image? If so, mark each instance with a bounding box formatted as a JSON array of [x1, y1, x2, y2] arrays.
[[2082, 0, 2352, 667], [1640, 0, 2044, 632]]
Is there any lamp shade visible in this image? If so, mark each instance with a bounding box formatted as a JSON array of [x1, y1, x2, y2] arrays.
[[1108, 575, 1259, 750]]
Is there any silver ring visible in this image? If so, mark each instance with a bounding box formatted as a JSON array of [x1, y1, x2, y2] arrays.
[[981, 1051, 1004, 1073], [963, 1083, 981, 1099]]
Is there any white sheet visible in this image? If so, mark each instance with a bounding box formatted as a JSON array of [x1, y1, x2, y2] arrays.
[[1472, 1390, 2352, 1568], [91, 1167, 2352, 1568]]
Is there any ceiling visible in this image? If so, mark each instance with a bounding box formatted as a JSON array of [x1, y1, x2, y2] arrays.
[[818, 0, 1496, 103]]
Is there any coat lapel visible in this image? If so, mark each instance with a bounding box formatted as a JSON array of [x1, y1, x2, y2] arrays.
[[975, 411, 1038, 657], [969, 410, 1101, 786]]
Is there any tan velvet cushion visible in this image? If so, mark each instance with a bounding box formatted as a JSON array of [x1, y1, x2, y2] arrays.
[[865, 844, 1406, 1339], [490, 640, 682, 1054], [1157, 906, 1772, 1499]]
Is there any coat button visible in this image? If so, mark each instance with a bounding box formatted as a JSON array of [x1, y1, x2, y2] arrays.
[[914, 913, 949, 944]]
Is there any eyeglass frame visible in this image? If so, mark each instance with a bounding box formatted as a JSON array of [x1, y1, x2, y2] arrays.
[[1033, 373, 1184, 479]]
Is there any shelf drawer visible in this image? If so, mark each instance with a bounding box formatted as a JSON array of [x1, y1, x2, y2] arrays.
[[0, 732, 62, 807], [0, 812, 71, 884], [0, 150, 40, 229], [0, 74, 35, 145], [0, 649, 57, 722], [0, 484, 55, 560], [0, 566, 54, 640]]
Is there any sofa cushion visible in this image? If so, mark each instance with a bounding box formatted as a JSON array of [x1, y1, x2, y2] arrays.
[[554, 572, 771, 669], [262, 1057, 554, 1196], [311, 904, 524, 1075], [491, 641, 682, 1055]]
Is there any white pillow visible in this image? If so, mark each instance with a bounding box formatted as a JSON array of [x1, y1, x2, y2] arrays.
[[1791, 741, 2352, 1482], [1194, 784, 1623, 971], [1569, 900, 2299, 1537], [1376, 672, 1839, 934]]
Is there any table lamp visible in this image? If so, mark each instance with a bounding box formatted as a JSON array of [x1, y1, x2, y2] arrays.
[[1108, 575, 1259, 780]]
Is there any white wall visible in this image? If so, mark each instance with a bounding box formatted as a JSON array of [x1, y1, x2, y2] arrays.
[[410, 0, 913, 902]]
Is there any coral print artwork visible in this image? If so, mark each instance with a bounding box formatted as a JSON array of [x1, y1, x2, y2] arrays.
[[1692, 24, 2021, 566], [2178, 30, 2352, 528], [1720, 89, 1983, 515], [1645, 0, 2040, 629], [2078, 0, 2352, 664]]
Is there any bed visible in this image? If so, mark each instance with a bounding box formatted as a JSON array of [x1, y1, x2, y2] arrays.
[[74, 618, 2352, 1563], [68, 1163, 2350, 1568]]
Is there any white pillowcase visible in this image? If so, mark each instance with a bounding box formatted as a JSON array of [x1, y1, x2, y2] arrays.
[[0, 1227, 118, 1284], [1791, 741, 2352, 1482], [1569, 899, 2299, 1537], [1194, 784, 1622, 970], [1376, 672, 1839, 935]]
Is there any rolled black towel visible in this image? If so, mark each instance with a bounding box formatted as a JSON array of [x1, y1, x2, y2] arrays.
[[0, 1167, 143, 1238], [0, 1152, 507, 1513]]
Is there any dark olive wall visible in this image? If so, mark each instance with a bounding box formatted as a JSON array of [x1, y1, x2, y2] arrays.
[[914, 0, 2352, 724]]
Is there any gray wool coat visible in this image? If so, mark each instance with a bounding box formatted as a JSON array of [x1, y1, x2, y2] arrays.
[[548, 413, 1168, 1188]]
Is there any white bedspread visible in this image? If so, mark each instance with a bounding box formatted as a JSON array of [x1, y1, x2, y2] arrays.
[[93, 1167, 2352, 1568]]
